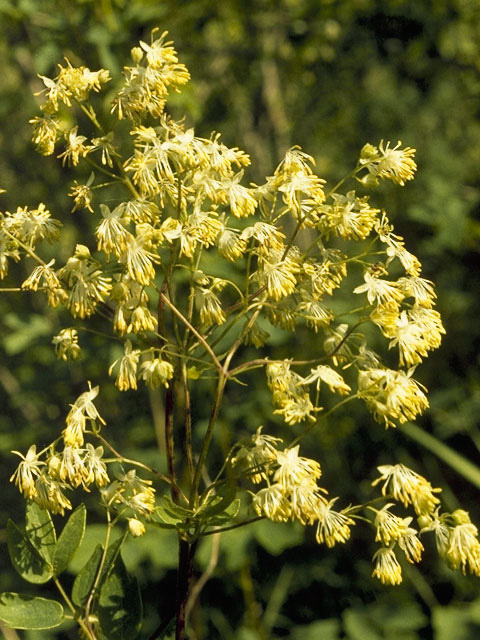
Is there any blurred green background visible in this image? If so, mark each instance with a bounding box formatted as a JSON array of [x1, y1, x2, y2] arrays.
[[1, 0, 480, 638]]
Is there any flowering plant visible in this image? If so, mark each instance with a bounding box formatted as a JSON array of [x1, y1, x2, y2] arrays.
[[1, 29, 477, 640]]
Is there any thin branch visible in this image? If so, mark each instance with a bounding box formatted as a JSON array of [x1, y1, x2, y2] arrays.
[[93, 432, 175, 488], [185, 531, 220, 623], [201, 516, 265, 536], [158, 291, 223, 373], [165, 385, 180, 504]]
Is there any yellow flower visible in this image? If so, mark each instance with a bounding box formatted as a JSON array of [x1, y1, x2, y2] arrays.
[[354, 271, 404, 306], [303, 364, 351, 395], [257, 251, 299, 301], [290, 477, 327, 525], [58, 246, 112, 318], [358, 367, 429, 428], [398, 528, 424, 563], [34, 472, 72, 515], [30, 115, 58, 155], [315, 498, 354, 547], [318, 191, 380, 240], [120, 229, 161, 285], [129, 304, 158, 334], [139, 356, 174, 389], [109, 340, 141, 391], [52, 328, 81, 361], [372, 547, 402, 585], [253, 484, 291, 522], [373, 503, 412, 546], [296, 300, 333, 332], [372, 464, 441, 515], [217, 228, 247, 261], [197, 288, 226, 326], [59, 445, 85, 486], [375, 140, 417, 186], [446, 512, 480, 576], [233, 427, 282, 484], [82, 444, 110, 488], [96, 204, 131, 258], [224, 171, 258, 218], [10, 445, 45, 499], [274, 445, 321, 488], [58, 126, 91, 166], [118, 470, 156, 515]]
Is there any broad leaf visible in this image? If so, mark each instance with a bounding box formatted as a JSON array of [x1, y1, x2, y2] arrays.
[[54, 503, 86, 575], [99, 536, 124, 584], [71, 544, 103, 607], [25, 501, 56, 564], [0, 593, 64, 630], [161, 496, 194, 519], [71, 537, 124, 607], [6, 520, 53, 584], [98, 554, 142, 640], [199, 482, 237, 518]]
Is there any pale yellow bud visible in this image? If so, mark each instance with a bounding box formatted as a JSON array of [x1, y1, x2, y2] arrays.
[[128, 518, 146, 537], [131, 47, 144, 63]]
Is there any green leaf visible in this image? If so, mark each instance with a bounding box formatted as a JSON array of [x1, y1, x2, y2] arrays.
[[54, 504, 86, 576], [25, 501, 56, 565], [161, 496, 195, 519], [6, 520, 53, 584], [199, 482, 237, 518], [158, 616, 175, 639], [2, 313, 51, 355], [0, 593, 64, 630], [99, 537, 124, 584], [253, 519, 304, 555], [152, 505, 182, 528], [432, 605, 480, 640], [291, 619, 341, 640], [71, 536, 124, 607], [71, 544, 103, 607], [206, 499, 241, 526], [343, 608, 382, 640], [98, 554, 142, 640]]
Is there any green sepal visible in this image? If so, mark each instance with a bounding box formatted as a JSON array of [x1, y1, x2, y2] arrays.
[[6, 519, 53, 584], [53, 503, 86, 576], [98, 554, 142, 640], [0, 593, 64, 630]]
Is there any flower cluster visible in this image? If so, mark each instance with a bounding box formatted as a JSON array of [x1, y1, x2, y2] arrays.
[[10, 385, 154, 527], [3, 30, 465, 595], [370, 464, 480, 584], [235, 429, 355, 547]]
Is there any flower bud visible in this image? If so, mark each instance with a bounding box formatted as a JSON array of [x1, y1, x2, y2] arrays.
[[128, 518, 146, 537]]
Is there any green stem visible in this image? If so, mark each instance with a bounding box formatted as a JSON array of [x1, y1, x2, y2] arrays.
[[181, 361, 195, 479], [54, 576, 95, 640], [165, 384, 180, 503], [83, 515, 113, 637], [201, 516, 265, 536], [189, 372, 227, 509], [289, 394, 360, 447], [93, 432, 175, 488], [2, 227, 47, 266], [400, 422, 480, 489], [159, 292, 223, 372]]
